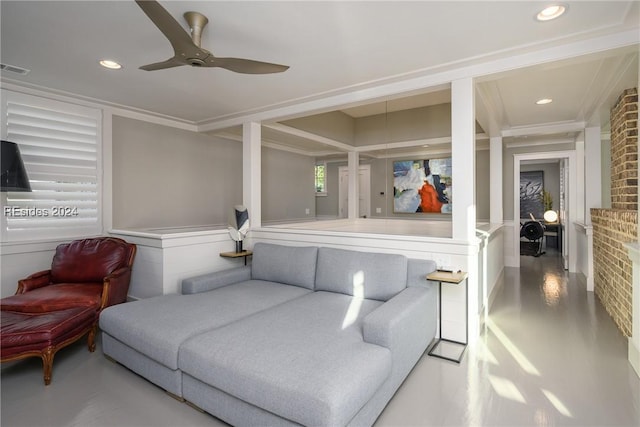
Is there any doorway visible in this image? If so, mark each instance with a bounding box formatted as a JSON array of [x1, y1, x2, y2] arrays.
[[513, 151, 576, 271], [338, 165, 371, 218]]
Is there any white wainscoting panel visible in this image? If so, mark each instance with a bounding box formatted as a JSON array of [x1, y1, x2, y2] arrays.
[[111, 228, 238, 299]]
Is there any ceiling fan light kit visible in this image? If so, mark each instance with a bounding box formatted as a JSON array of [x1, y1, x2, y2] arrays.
[[99, 59, 122, 70], [536, 4, 567, 21], [135, 0, 289, 74]]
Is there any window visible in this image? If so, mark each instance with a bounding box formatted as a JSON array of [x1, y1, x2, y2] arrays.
[[1, 90, 102, 241], [315, 162, 327, 196]]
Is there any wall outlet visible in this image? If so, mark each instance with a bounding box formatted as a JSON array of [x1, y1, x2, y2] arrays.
[[376, 207, 382, 214], [305, 208, 310, 215]]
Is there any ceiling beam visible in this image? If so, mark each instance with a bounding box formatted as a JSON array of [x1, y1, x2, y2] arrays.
[[197, 29, 639, 132], [263, 123, 354, 151], [501, 121, 586, 138]]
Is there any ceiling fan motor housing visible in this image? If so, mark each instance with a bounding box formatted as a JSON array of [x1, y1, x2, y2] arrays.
[[184, 11, 208, 47], [189, 58, 205, 66]]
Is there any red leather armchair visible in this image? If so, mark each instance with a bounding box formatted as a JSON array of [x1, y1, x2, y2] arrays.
[[1, 237, 136, 384], [3, 237, 136, 313]]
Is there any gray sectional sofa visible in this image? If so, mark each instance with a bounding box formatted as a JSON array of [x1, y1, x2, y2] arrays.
[[100, 242, 438, 426]]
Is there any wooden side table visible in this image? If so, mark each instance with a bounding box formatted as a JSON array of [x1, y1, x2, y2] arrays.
[[426, 270, 468, 363], [219, 250, 253, 265]]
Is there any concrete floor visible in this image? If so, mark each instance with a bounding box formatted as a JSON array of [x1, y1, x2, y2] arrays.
[[2, 252, 639, 426]]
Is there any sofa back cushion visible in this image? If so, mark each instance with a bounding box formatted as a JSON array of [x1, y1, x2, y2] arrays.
[[51, 238, 130, 283], [407, 258, 438, 288], [315, 247, 407, 301], [251, 243, 318, 290]]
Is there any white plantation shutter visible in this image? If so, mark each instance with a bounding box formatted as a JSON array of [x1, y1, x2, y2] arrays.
[[1, 90, 102, 241]]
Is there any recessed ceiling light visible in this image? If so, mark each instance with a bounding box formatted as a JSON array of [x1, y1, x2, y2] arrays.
[[536, 98, 553, 105], [536, 5, 567, 21], [99, 59, 122, 70]]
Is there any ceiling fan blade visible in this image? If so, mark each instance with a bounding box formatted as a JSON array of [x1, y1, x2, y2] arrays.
[[210, 57, 289, 74], [135, 0, 195, 54], [135, 1, 289, 75], [139, 57, 185, 71]]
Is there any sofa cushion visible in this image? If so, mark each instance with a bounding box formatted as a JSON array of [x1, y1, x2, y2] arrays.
[[99, 280, 310, 370], [0, 283, 103, 313], [251, 243, 318, 290], [179, 292, 391, 427], [315, 247, 407, 301], [51, 238, 129, 283]]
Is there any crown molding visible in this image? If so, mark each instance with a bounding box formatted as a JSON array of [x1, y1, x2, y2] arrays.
[[0, 78, 198, 132]]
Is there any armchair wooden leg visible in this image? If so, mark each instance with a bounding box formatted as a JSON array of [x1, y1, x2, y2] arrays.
[[87, 323, 97, 353], [41, 347, 54, 385]]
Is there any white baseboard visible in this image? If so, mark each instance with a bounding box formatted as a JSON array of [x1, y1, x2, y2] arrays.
[[630, 338, 640, 379], [487, 269, 505, 311], [505, 255, 518, 268]]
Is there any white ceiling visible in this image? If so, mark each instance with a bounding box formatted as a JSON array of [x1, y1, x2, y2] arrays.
[[1, 1, 638, 151]]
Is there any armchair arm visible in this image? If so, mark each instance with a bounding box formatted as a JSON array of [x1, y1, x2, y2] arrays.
[[363, 286, 437, 364], [182, 266, 251, 294], [16, 270, 52, 294], [100, 267, 132, 309]]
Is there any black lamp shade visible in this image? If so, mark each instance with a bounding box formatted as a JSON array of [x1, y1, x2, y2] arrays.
[[1, 140, 32, 192], [234, 206, 249, 232]]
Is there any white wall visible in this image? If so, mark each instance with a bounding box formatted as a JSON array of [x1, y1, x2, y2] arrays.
[[261, 146, 316, 223], [284, 111, 355, 145], [1, 240, 65, 298], [354, 104, 453, 145], [112, 116, 243, 229]]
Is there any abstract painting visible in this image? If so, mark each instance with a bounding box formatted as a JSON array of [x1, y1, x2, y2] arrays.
[[393, 158, 452, 214], [520, 171, 544, 219]]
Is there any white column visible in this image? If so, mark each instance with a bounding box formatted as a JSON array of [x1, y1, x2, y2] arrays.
[[583, 127, 602, 224], [451, 78, 479, 343], [451, 78, 476, 241], [585, 225, 594, 291], [489, 136, 503, 224], [348, 151, 359, 219], [575, 132, 585, 223], [625, 243, 640, 378], [243, 122, 261, 228]]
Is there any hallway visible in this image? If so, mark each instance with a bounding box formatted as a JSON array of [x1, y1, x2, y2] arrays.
[[2, 253, 639, 426], [377, 252, 640, 426]]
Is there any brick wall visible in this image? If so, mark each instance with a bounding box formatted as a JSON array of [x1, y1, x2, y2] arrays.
[[591, 209, 638, 336], [591, 87, 638, 337], [610, 88, 638, 211]]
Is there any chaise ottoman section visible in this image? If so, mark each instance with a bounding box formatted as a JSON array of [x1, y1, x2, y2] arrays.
[[1, 307, 98, 385], [179, 291, 391, 427], [100, 280, 311, 396]]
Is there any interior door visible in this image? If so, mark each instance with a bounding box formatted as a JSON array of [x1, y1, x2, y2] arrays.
[[338, 165, 371, 218], [358, 166, 371, 218]]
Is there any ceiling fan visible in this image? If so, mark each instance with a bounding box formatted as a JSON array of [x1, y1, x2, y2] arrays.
[[135, 0, 289, 74]]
